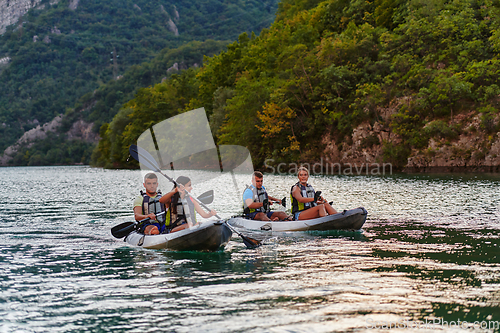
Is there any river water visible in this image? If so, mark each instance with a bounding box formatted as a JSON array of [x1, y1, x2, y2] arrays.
[[0, 166, 499, 332]]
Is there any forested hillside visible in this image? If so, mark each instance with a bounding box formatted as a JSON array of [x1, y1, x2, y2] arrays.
[[0, 0, 279, 165], [94, 0, 500, 171]]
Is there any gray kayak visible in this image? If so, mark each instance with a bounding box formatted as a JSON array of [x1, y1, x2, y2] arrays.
[[124, 220, 232, 251], [227, 207, 368, 232]]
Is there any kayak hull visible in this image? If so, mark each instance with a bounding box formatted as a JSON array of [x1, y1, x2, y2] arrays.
[[124, 220, 232, 251], [227, 207, 367, 232]]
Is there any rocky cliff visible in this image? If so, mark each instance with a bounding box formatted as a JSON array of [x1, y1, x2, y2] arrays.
[[0, 0, 44, 34], [322, 104, 500, 173], [0, 114, 98, 166]]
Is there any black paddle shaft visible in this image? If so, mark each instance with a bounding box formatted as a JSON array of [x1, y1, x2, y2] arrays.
[[111, 211, 167, 238]]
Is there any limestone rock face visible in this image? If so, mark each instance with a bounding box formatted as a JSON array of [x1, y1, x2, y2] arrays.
[[166, 62, 178, 73], [486, 137, 500, 167], [404, 112, 500, 172], [0, 0, 44, 34], [0, 115, 62, 165], [321, 98, 402, 172], [66, 119, 99, 142], [167, 18, 178, 36], [0, 115, 98, 166], [321, 121, 396, 174], [68, 0, 79, 10], [321, 109, 500, 173], [173, 5, 179, 20], [18, 115, 62, 145]]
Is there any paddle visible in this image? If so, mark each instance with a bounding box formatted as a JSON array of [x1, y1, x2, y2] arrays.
[[111, 221, 138, 238], [268, 197, 286, 208], [111, 211, 164, 239], [110, 190, 213, 239], [129, 144, 262, 249], [197, 189, 214, 205]]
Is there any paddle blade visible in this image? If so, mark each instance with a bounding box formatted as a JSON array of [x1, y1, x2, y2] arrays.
[[111, 221, 137, 238], [129, 145, 162, 172], [241, 234, 261, 249], [224, 221, 261, 249], [197, 190, 214, 205]]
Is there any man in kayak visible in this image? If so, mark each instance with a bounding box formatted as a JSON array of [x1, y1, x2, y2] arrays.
[[133, 173, 178, 235], [243, 171, 290, 221], [290, 166, 337, 220]]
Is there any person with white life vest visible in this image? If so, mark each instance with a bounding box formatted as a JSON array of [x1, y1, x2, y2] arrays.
[[290, 166, 337, 220], [168, 175, 218, 232], [243, 171, 289, 221], [133, 173, 178, 235]]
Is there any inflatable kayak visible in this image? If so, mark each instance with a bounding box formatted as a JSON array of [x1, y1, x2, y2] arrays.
[[227, 207, 368, 232], [124, 220, 232, 251]]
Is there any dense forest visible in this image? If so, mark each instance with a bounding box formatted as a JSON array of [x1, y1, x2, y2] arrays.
[[93, 0, 500, 170], [0, 0, 279, 165]]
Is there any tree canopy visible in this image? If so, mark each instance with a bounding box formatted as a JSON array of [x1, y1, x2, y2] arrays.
[[94, 0, 500, 170], [0, 0, 280, 160]]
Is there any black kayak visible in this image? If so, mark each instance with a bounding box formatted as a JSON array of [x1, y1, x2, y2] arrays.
[[124, 220, 232, 251]]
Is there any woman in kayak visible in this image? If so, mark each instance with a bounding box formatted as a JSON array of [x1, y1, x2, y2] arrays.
[[290, 166, 337, 220], [168, 176, 217, 232]]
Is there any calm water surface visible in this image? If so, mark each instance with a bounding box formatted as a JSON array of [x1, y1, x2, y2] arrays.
[[0, 166, 499, 332]]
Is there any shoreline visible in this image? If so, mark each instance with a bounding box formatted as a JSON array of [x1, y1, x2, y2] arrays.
[[2, 163, 500, 176]]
